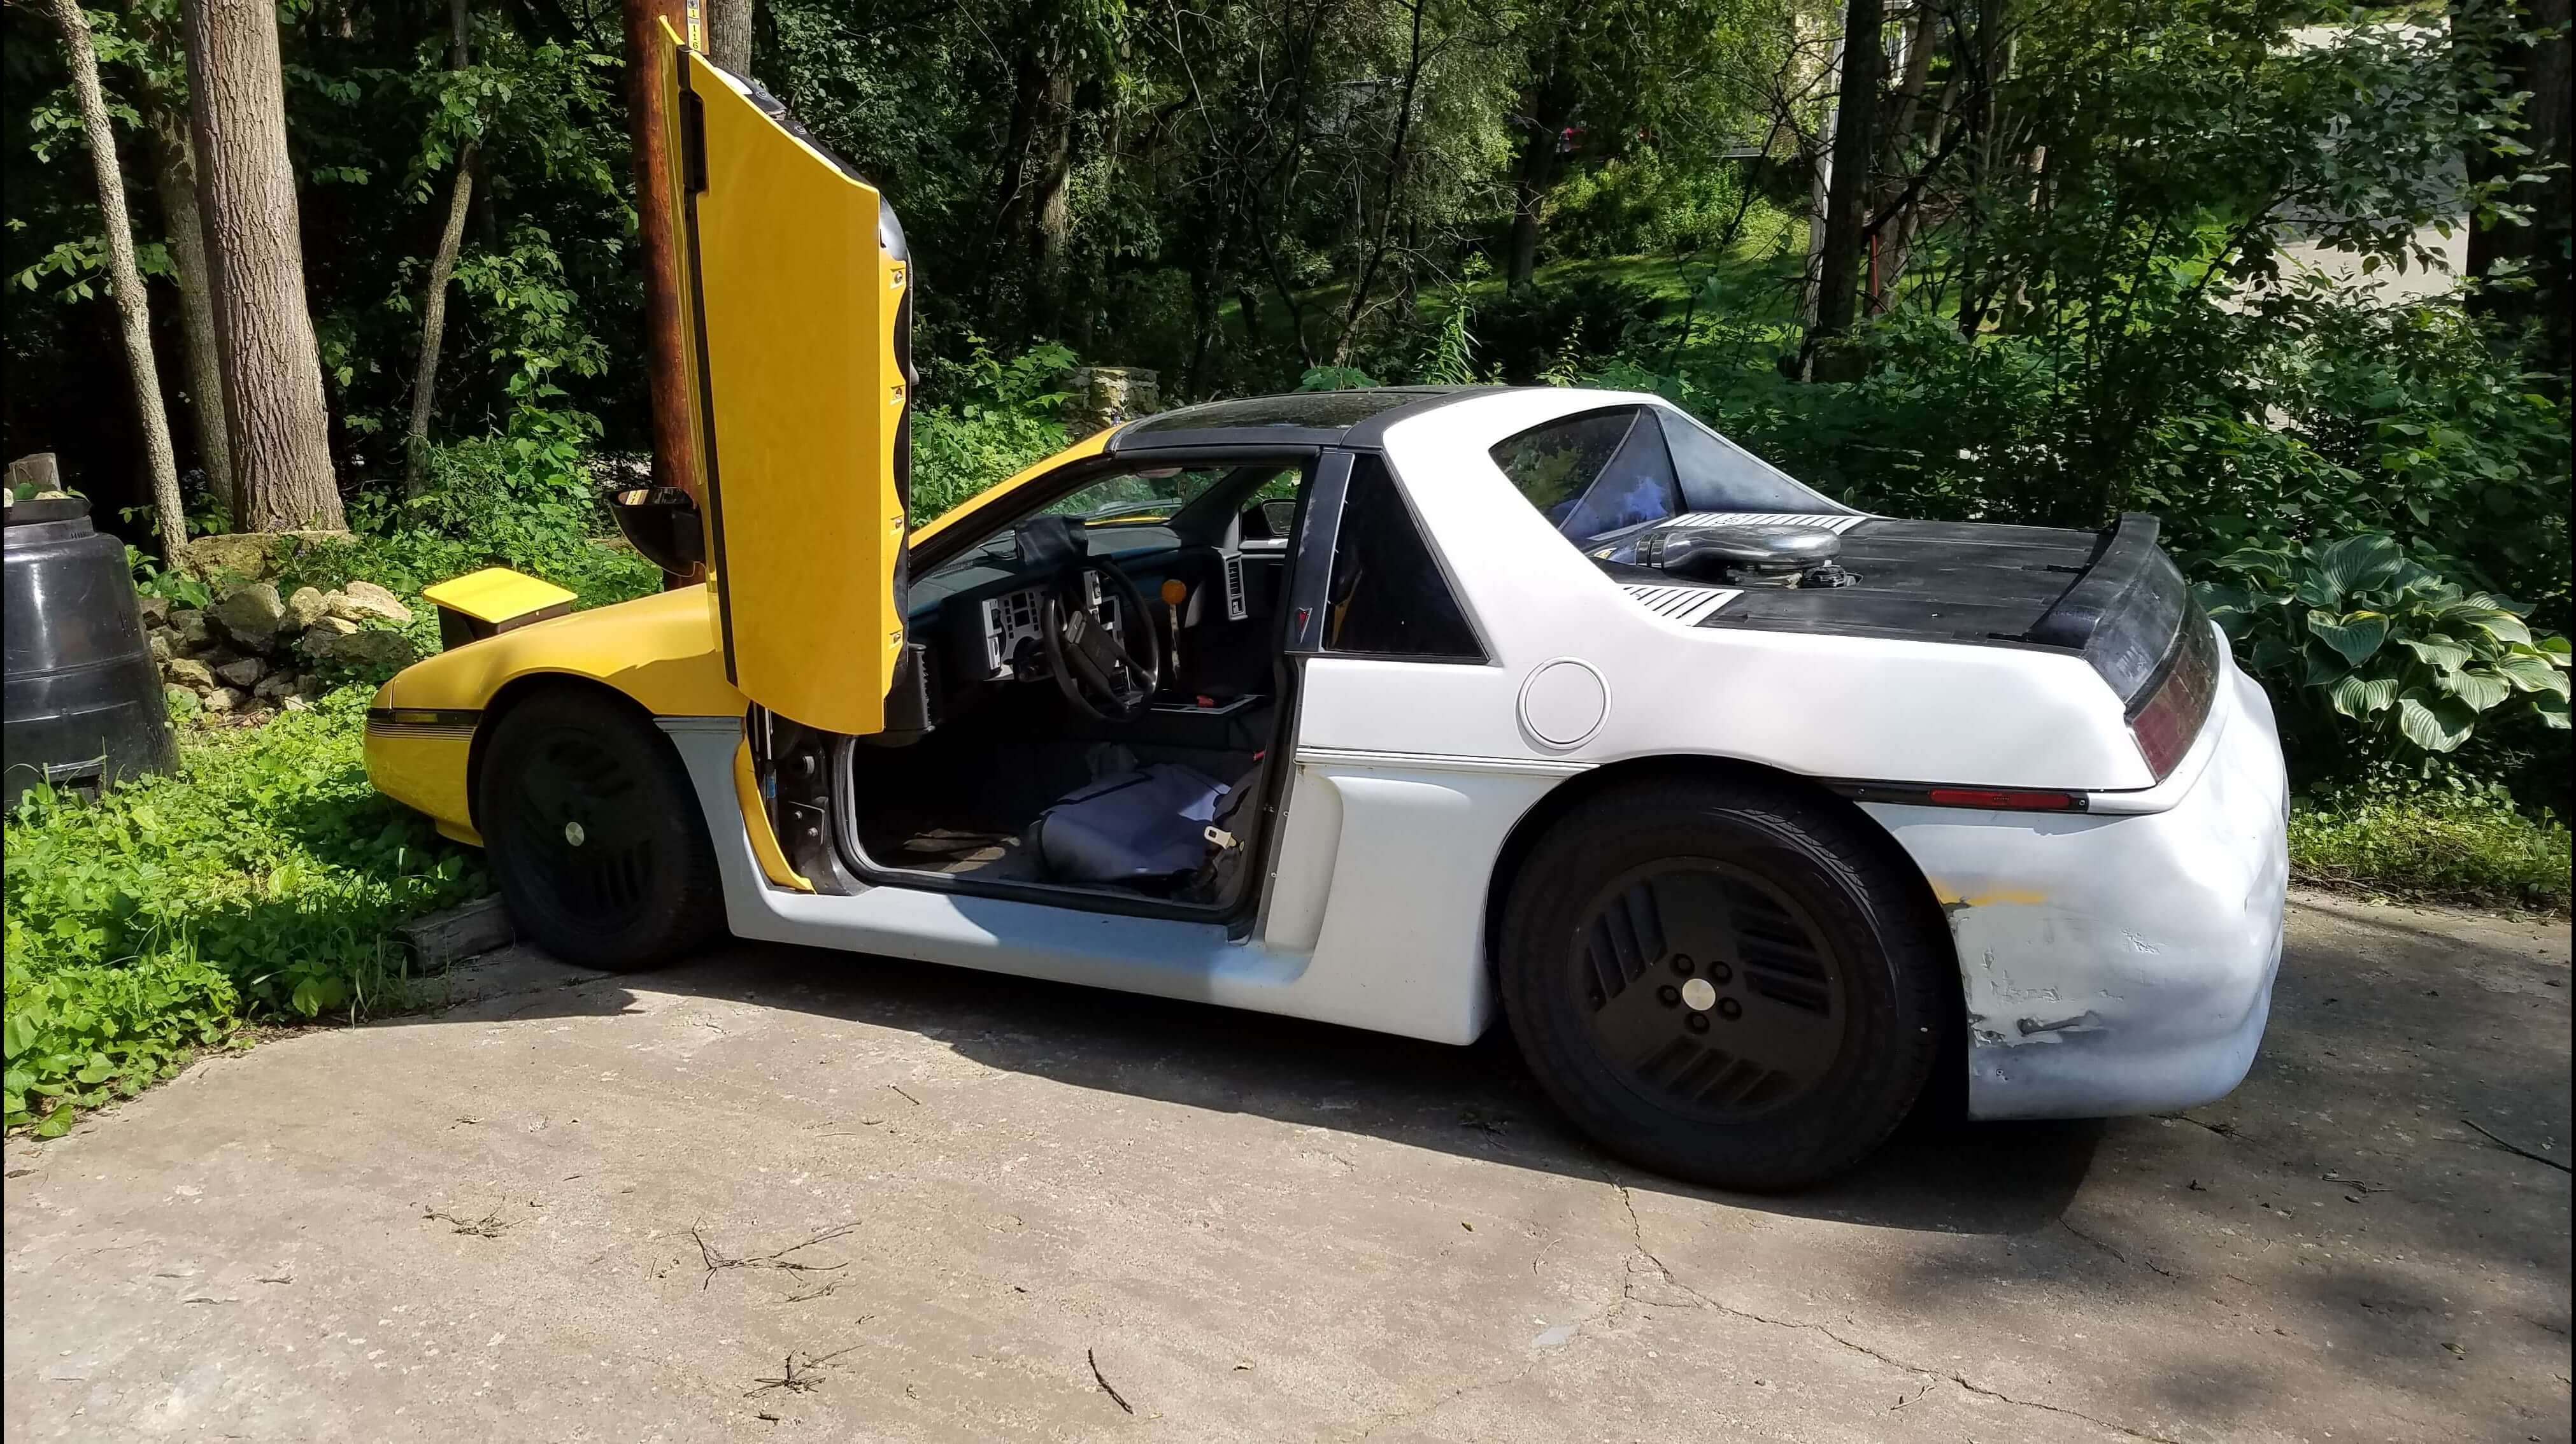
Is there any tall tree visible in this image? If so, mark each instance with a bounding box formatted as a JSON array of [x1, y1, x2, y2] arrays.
[[181, 0, 345, 531], [404, 0, 478, 495], [1801, 0, 1881, 372], [46, 0, 187, 560], [706, 0, 751, 73], [2459, 0, 2570, 376], [127, 0, 234, 526]]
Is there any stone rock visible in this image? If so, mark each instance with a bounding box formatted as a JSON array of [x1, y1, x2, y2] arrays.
[[324, 630, 415, 670], [253, 672, 298, 702], [203, 686, 246, 714], [327, 581, 414, 626], [215, 656, 267, 688], [171, 610, 211, 650], [147, 632, 173, 665], [299, 616, 362, 656], [283, 586, 330, 629], [282, 695, 314, 712], [137, 594, 171, 628], [181, 529, 352, 583], [164, 658, 217, 691], [164, 684, 202, 716], [208, 583, 287, 650], [295, 673, 326, 698]]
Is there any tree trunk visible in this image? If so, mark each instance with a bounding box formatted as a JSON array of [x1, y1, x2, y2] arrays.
[[50, 0, 188, 561], [706, 0, 753, 74], [141, 96, 234, 528], [404, 0, 478, 497], [1868, 0, 1938, 313], [181, 0, 345, 532], [1507, 42, 1576, 289], [1028, 72, 1075, 339], [2463, 0, 2570, 376], [404, 146, 477, 496], [1800, 25, 1846, 325], [1803, 0, 1883, 371]]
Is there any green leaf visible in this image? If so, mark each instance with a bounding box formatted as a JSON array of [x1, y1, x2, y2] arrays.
[[2437, 667, 2511, 712], [2312, 534, 2406, 597], [2491, 652, 2570, 698], [2305, 610, 2389, 667], [2396, 635, 2473, 672], [2325, 673, 2398, 718], [2394, 688, 2477, 753]]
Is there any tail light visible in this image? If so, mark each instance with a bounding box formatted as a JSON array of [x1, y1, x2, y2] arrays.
[[2128, 609, 2219, 780]]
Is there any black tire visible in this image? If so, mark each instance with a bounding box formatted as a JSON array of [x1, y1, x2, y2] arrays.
[[1498, 776, 1949, 1191], [476, 686, 725, 972]]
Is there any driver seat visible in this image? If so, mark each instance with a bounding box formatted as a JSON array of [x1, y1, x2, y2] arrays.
[[1027, 760, 1229, 885]]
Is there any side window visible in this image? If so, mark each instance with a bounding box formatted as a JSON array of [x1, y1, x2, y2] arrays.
[[1324, 457, 1483, 660], [1490, 407, 1682, 541]]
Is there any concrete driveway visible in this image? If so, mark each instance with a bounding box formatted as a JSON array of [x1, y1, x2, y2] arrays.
[[5, 889, 2567, 1443]]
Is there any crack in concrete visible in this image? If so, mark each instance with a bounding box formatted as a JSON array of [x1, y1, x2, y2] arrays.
[[1602, 1175, 2191, 1444], [2058, 1215, 2181, 1279]]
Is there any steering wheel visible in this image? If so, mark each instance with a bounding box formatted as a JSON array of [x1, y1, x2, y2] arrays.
[[1041, 553, 1162, 723]]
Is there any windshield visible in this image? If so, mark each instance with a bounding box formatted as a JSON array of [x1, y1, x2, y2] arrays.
[[1490, 406, 1848, 544]]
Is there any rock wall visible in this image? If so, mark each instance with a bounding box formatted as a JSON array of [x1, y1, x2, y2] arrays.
[[144, 580, 416, 726]]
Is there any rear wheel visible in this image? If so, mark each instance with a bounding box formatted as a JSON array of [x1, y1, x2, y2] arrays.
[[1498, 777, 1948, 1191], [477, 688, 724, 972]]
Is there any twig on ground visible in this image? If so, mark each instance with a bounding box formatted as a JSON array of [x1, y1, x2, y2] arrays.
[[888, 1085, 922, 1107], [424, 1206, 509, 1238], [691, 1221, 866, 1290], [1088, 1348, 1134, 1415], [2461, 1118, 2570, 1174], [744, 1355, 822, 1396]]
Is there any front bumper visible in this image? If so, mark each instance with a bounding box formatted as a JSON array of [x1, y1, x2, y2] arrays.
[[1861, 658, 2291, 1120]]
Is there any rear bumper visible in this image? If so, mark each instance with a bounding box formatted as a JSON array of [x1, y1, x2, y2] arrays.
[[1861, 655, 2290, 1120]]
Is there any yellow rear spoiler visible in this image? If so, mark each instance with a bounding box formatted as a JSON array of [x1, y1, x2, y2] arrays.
[[423, 568, 578, 650]]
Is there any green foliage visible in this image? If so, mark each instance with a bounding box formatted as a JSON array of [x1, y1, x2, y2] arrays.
[[908, 341, 1078, 522], [2289, 785, 2572, 910], [3, 688, 485, 1131], [1473, 276, 1668, 385], [2200, 534, 2571, 761]]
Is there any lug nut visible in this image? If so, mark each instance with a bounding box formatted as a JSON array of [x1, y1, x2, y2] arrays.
[[1686, 1013, 1710, 1033], [1672, 954, 1694, 975], [1658, 986, 1681, 1007], [1711, 962, 1733, 984], [1718, 997, 1743, 1021]]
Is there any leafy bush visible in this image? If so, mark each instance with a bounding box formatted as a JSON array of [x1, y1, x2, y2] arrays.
[[4, 687, 487, 1135], [1548, 153, 1780, 261], [2200, 533, 2571, 764], [908, 340, 1078, 522], [2289, 785, 2572, 910], [1473, 276, 1668, 386]]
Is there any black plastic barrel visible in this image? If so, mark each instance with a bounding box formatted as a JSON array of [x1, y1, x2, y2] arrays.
[[3, 495, 179, 811]]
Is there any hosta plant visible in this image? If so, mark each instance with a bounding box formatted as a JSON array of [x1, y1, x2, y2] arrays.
[[2198, 534, 2571, 760]]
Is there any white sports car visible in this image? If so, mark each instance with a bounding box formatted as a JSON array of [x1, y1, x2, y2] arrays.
[[365, 45, 2289, 1189]]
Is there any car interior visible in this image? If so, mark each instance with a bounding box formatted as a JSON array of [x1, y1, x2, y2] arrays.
[[837, 457, 1309, 912]]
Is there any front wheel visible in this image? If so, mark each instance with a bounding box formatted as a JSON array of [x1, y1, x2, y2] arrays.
[[477, 688, 725, 972], [1498, 777, 1949, 1191]]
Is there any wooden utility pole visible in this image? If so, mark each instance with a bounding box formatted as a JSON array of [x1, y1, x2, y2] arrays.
[[620, 0, 701, 567]]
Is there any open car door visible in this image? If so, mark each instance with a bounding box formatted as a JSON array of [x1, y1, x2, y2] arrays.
[[660, 30, 913, 734]]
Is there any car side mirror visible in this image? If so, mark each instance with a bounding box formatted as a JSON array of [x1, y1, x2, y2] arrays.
[[607, 486, 706, 577]]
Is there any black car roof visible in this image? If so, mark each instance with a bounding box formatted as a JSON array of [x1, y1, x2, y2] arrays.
[[1106, 386, 1497, 455]]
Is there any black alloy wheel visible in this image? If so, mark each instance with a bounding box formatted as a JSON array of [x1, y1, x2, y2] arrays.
[[1574, 861, 1849, 1122], [478, 687, 724, 972], [1499, 775, 1950, 1191]]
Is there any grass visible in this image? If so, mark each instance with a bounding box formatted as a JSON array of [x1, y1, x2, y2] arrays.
[[2289, 791, 2572, 911], [4, 530, 662, 1138], [3, 686, 487, 1135]]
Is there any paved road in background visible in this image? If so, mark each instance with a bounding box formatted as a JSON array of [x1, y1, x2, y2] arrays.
[[6, 889, 2568, 1443]]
